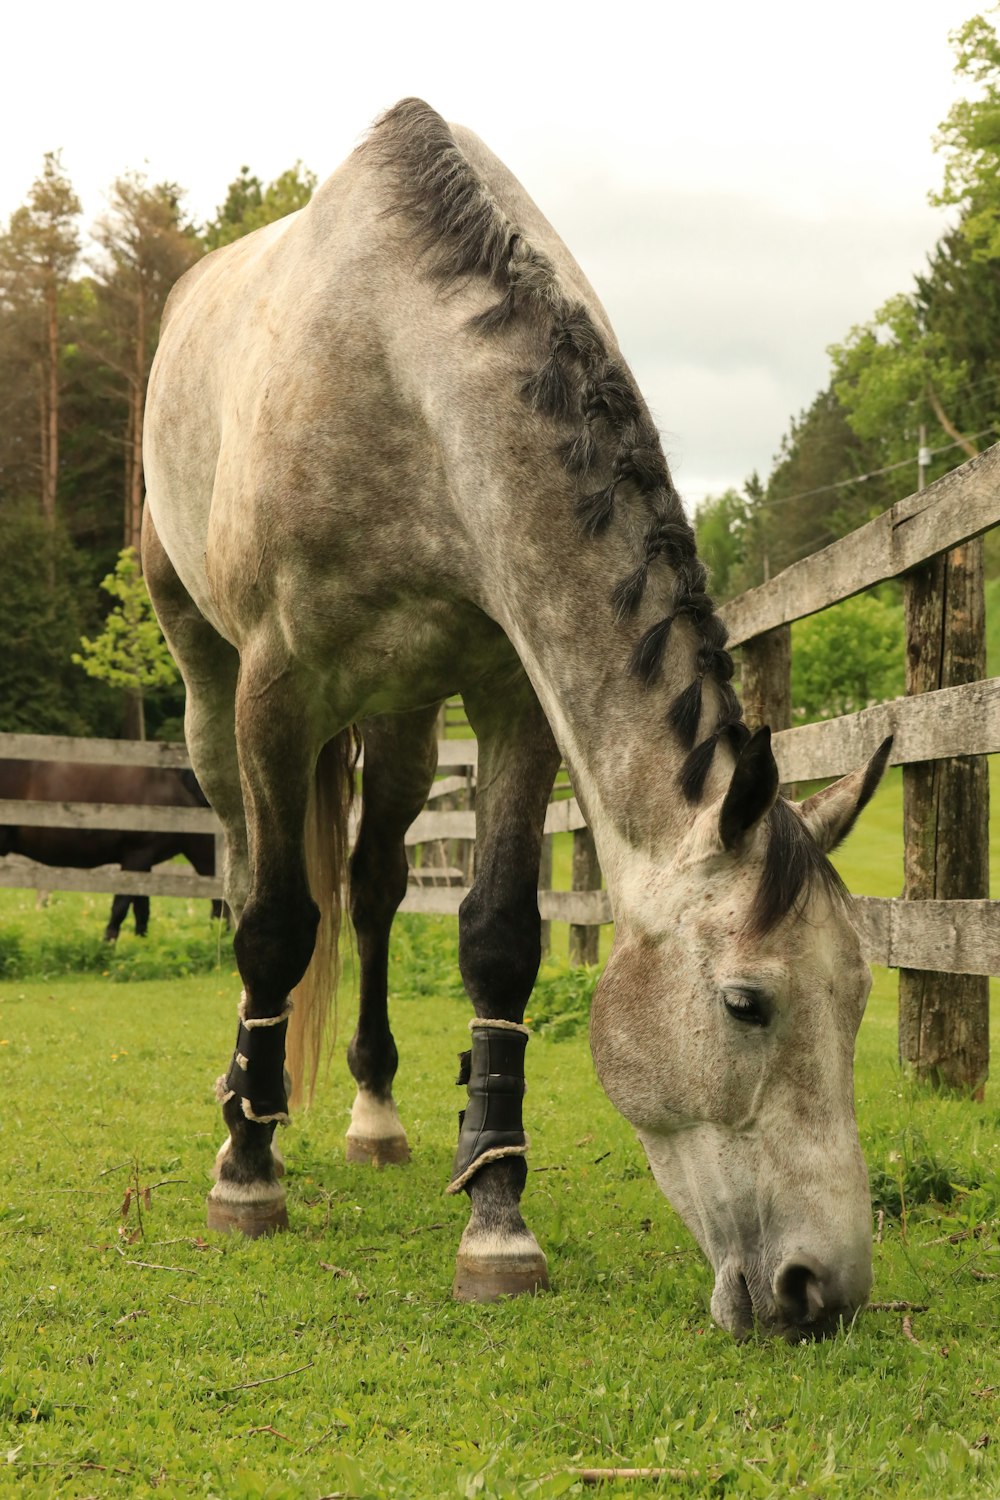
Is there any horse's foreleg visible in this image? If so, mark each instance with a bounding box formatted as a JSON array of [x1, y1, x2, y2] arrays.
[[133, 895, 150, 936], [451, 674, 560, 1301], [346, 706, 440, 1166]]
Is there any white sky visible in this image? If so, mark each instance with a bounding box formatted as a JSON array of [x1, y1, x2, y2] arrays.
[[1, 0, 980, 504]]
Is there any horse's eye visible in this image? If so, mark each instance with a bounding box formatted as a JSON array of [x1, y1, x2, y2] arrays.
[[723, 988, 770, 1027]]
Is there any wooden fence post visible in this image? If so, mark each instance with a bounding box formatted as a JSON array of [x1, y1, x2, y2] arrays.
[[899, 539, 989, 1095], [538, 833, 553, 959], [569, 825, 601, 966], [739, 624, 792, 740]]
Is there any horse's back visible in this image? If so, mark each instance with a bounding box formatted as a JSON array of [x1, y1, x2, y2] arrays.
[[143, 101, 619, 714]]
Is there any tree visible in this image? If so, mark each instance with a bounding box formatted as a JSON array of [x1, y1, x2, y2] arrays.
[[0, 152, 80, 526], [829, 292, 977, 476], [0, 504, 118, 735], [89, 174, 201, 550], [203, 162, 317, 249], [73, 547, 179, 740], [933, 11, 1000, 260], [695, 487, 752, 600]]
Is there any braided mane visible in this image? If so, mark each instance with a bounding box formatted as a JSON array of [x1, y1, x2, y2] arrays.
[[364, 100, 844, 934]]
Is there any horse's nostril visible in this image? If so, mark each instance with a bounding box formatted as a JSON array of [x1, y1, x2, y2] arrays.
[[773, 1255, 829, 1324]]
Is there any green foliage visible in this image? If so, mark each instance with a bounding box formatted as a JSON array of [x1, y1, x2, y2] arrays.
[[791, 593, 904, 721], [693, 487, 752, 600], [73, 547, 179, 694], [203, 162, 317, 249], [0, 885, 232, 981], [933, 11, 1000, 258], [526, 962, 598, 1039], [0, 504, 118, 734], [868, 1127, 975, 1218], [829, 293, 972, 473]]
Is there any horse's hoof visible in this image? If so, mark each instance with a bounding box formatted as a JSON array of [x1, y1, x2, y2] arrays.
[[452, 1246, 550, 1302], [205, 1193, 288, 1238], [345, 1133, 411, 1167]]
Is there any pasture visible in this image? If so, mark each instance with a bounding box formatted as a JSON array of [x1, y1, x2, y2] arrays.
[[0, 766, 998, 1499]]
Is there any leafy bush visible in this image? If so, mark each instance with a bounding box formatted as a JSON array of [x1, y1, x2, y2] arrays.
[[791, 592, 904, 721], [0, 888, 232, 980]]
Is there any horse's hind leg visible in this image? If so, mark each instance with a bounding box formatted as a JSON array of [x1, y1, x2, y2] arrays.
[[346, 706, 440, 1166], [450, 671, 560, 1301]]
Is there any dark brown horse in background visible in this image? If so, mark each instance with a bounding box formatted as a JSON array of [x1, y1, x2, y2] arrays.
[[0, 760, 220, 940]]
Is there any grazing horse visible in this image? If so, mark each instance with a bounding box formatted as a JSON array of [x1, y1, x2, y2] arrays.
[[142, 100, 889, 1339], [0, 760, 219, 940]]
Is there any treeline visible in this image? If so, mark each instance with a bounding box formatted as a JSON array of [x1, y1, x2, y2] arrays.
[[694, 28, 1000, 569], [0, 157, 315, 737], [694, 13, 1000, 722]]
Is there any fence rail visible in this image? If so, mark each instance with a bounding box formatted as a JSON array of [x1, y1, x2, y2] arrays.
[[723, 441, 998, 1092], [721, 444, 1000, 646], [0, 729, 602, 945]]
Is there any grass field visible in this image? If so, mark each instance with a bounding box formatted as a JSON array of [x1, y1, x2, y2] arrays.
[[0, 767, 997, 1497]]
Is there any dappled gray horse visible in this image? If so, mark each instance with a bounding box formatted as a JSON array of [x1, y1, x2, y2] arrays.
[[143, 100, 889, 1339]]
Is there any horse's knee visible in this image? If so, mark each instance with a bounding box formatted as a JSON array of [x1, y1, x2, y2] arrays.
[[458, 882, 541, 1010]]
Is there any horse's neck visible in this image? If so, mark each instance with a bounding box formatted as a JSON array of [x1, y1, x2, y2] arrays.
[[472, 499, 737, 893]]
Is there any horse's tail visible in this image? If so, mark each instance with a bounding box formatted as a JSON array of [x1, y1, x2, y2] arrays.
[[286, 728, 359, 1106]]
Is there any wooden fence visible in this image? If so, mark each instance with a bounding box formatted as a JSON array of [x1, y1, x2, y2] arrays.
[[1, 443, 996, 1062], [722, 441, 1000, 1093], [0, 729, 607, 962]]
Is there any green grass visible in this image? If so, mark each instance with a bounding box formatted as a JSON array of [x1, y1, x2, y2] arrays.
[[0, 909, 997, 1499]]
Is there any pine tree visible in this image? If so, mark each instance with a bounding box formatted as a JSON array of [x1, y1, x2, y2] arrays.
[[0, 152, 80, 526]]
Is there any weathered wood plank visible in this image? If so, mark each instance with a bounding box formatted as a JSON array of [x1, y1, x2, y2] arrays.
[[433, 741, 479, 768], [771, 678, 1000, 782], [399, 885, 613, 924], [570, 825, 602, 965], [0, 732, 193, 768], [897, 539, 989, 1093], [0, 799, 220, 834], [853, 896, 1000, 977], [425, 775, 472, 801], [722, 444, 1000, 645], [404, 809, 476, 843], [740, 626, 791, 733], [543, 797, 587, 835], [399, 886, 467, 915], [0, 858, 222, 899]]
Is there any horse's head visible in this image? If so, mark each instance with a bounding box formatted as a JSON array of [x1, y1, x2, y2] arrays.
[[590, 730, 890, 1340]]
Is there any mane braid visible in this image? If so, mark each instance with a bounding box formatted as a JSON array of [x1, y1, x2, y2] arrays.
[[367, 98, 752, 808]]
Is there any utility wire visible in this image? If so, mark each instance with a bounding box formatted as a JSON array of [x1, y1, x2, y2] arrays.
[[753, 428, 996, 511]]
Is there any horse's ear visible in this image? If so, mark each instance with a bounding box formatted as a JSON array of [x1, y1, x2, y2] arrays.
[[719, 727, 780, 852], [798, 736, 893, 854]]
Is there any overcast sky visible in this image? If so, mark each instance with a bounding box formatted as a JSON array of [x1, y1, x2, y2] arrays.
[[1, 0, 980, 505]]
